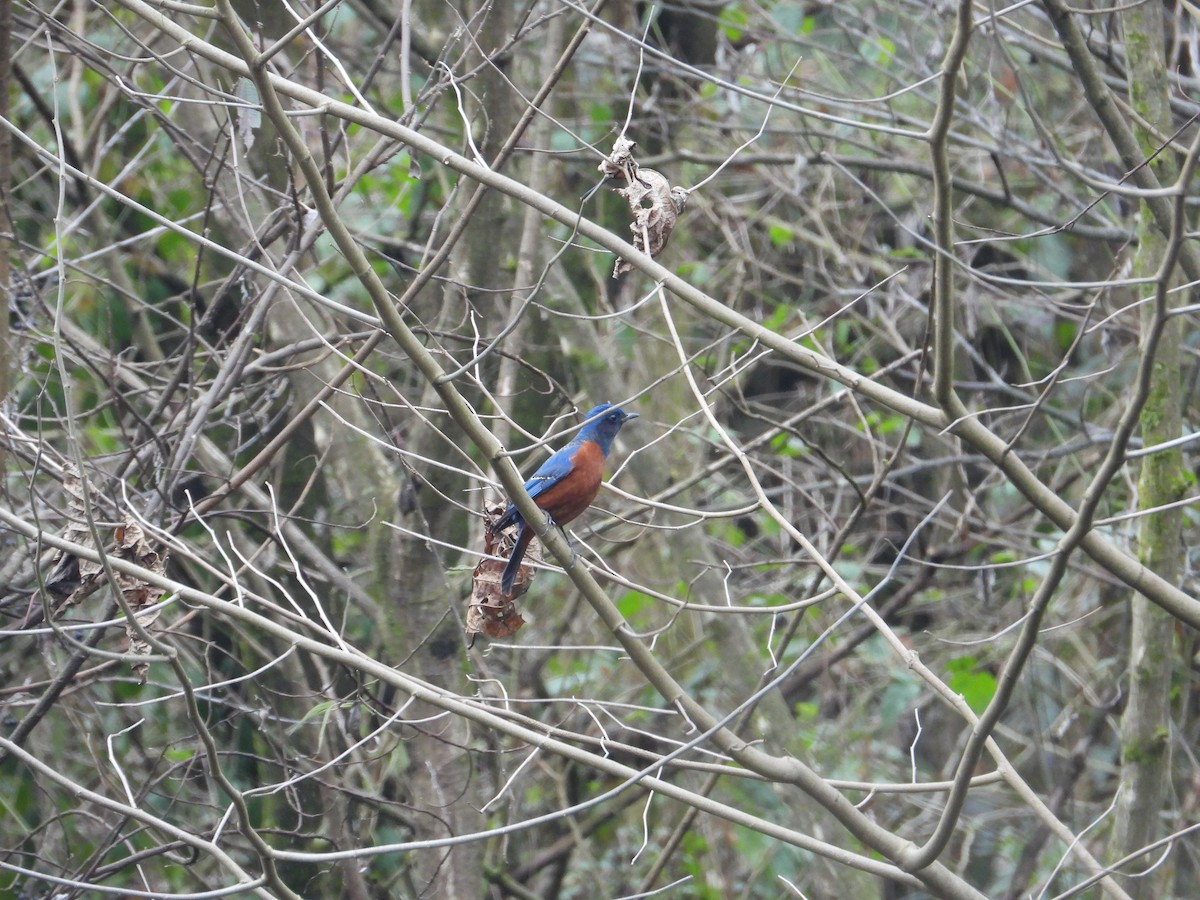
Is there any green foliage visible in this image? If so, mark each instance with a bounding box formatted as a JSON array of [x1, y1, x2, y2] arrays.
[[618, 589, 652, 618], [879, 664, 922, 724], [771, 2, 812, 35], [859, 35, 896, 67], [946, 657, 999, 715], [679, 831, 724, 899], [1054, 317, 1078, 353], [768, 221, 794, 249], [794, 700, 819, 722], [719, 6, 750, 42], [763, 303, 791, 333], [857, 409, 906, 436], [888, 246, 930, 262], [770, 430, 806, 458]]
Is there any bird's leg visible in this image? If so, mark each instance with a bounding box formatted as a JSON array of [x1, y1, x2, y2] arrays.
[[539, 510, 580, 567]]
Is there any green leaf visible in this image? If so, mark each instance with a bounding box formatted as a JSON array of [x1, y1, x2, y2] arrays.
[[946, 656, 998, 715], [763, 304, 790, 332], [1054, 318, 1078, 352], [794, 701, 819, 721], [719, 6, 749, 41], [289, 700, 340, 734], [860, 36, 896, 67], [772, 2, 807, 34], [617, 590, 651, 618], [770, 431, 806, 459]]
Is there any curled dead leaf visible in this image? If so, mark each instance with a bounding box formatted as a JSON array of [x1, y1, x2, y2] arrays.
[[466, 504, 530, 640], [599, 137, 688, 277], [47, 465, 168, 682], [114, 520, 167, 683]]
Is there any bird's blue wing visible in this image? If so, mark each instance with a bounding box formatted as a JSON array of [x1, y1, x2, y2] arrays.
[[522, 444, 578, 500], [494, 441, 584, 531]]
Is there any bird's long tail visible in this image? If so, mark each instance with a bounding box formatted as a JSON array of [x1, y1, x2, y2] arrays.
[[501, 522, 534, 595]]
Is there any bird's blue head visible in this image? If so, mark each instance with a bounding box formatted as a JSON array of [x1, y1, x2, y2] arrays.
[[578, 403, 637, 456]]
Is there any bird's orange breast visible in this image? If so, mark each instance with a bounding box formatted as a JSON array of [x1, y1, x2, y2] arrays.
[[533, 441, 605, 525]]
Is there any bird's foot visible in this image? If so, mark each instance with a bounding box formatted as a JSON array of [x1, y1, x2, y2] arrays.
[[539, 512, 580, 568]]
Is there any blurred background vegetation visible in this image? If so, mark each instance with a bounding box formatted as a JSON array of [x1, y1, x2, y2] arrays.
[[2, 0, 1199, 897]]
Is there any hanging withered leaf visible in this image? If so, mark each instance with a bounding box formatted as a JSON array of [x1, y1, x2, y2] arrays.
[[44, 467, 106, 603], [598, 137, 689, 277], [47, 465, 168, 682], [466, 503, 528, 640], [112, 520, 167, 684]]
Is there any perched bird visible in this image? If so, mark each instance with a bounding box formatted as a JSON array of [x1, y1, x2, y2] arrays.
[[493, 404, 637, 595]]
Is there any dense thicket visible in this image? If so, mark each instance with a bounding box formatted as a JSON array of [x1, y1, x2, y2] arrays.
[[2, 1, 1199, 897]]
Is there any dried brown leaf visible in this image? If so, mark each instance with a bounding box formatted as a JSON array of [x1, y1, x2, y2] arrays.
[[46, 466, 168, 681], [46, 466, 104, 601], [115, 521, 167, 683], [599, 137, 688, 277], [466, 504, 530, 640]]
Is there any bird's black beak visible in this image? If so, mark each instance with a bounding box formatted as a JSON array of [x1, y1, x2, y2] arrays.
[[623, 412, 639, 421]]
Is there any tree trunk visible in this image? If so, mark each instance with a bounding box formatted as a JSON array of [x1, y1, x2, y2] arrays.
[[386, 3, 523, 895], [1109, 3, 1184, 896]]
